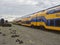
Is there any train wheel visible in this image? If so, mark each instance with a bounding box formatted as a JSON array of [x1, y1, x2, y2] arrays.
[[40, 26, 45, 30], [31, 25, 34, 28]]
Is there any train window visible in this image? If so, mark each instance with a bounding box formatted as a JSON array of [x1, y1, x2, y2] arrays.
[[26, 21, 31, 24], [47, 9, 60, 14], [22, 21, 25, 24], [37, 17, 42, 22], [31, 18, 37, 22], [55, 20, 60, 27], [46, 20, 49, 25], [50, 20, 54, 26]]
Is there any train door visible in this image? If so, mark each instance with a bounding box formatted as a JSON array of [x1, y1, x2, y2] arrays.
[[55, 19, 60, 27]]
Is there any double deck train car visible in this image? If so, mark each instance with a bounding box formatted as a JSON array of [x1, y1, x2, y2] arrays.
[[20, 17, 31, 26], [30, 5, 60, 31], [16, 5, 60, 31]]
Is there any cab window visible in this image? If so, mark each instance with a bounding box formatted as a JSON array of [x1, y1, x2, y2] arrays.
[[47, 9, 60, 14]]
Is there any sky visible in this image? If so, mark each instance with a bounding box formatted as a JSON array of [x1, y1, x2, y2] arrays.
[[0, 0, 60, 21]]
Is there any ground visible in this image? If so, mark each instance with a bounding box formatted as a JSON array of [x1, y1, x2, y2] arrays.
[[0, 24, 60, 45]]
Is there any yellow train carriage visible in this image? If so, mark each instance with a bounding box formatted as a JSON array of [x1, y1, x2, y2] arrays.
[[20, 17, 31, 26], [30, 5, 60, 31], [30, 10, 46, 27], [44, 6, 60, 31], [18, 5, 60, 31]]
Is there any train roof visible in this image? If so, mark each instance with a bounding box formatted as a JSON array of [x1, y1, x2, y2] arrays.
[[21, 5, 60, 18], [33, 5, 60, 14]]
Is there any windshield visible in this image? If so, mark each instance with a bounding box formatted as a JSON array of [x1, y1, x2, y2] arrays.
[[47, 7, 60, 14]]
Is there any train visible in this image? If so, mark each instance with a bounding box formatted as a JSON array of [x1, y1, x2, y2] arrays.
[[14, 5, 60, 31]]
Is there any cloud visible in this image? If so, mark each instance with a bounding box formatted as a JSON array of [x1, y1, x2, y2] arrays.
[[35, 0, 60, 9], [0, 15, 20, 21], [17, 0, 38, 5], [0, 0, 60, 21], [0, 0, 38, 6]]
